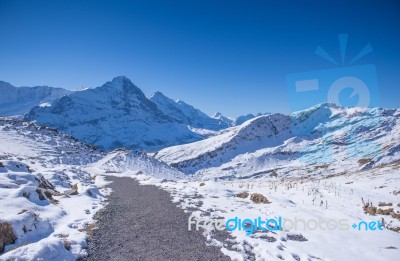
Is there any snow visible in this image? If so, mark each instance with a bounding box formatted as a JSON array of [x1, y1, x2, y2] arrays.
[[80, 104, 400, 261], [86, 149, 185, 181], [148, 104, 400, 260], [150, 91, 229, 130], [212, 112, 271, 127], [24, 77, 207, 151], [0, 81, 70, 118], [212, 112, 234, 126], [2, 97, 400, 261], [140, 163, 400, 261], [156, 104, 400, 180], [0, 118, 107, 260]]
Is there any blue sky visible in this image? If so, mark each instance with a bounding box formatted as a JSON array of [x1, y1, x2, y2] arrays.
[[0, 0, 399, 117]]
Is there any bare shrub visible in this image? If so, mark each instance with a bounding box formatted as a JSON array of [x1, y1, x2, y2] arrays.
[[392, 213, 400, 220], [0, 222, 16, 253], [378, 202, 393, 207], [389, 227, 400, 233], [376, 208, 394, 215], [287, 233, 308, 242], [365, 206, 377, 215], [78, 223, 97, 235], [362, 198, 376, 215]]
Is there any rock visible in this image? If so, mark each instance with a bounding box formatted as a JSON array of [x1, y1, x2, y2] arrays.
[[63, 189, 78, 196], [86, 189, 93, 197], [269, 171, 278, 177], [36, 188, 46, 201], [235, 192, 249, 199], [250, 193, 271, 204]]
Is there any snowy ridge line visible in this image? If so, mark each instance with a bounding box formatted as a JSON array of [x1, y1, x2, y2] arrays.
[[156, 104, 400, 181]]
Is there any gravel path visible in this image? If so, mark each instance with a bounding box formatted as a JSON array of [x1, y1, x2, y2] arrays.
[[84, 176, 230, 261]]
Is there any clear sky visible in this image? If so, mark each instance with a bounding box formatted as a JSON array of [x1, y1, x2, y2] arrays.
[[0, 0, 399, 117]]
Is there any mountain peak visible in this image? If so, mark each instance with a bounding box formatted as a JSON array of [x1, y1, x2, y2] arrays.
[[213, 112, 222, 118], [24, 77, 203, 151], [111, 75, 130, 82], [314, 102, 339, 109], [97, 76, 144, 96], [0, 80, 14, 88], [103, 76, 137, 89], [150, 91, 169, 100]]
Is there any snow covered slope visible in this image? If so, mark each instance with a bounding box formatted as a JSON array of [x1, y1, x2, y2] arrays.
[[0, 118, 107, 260], [212, 112, 270, 127], [148, 104, 400, 261], [0, 81, 70, 117], [232, 113, 270, 126], [156, 103, 400, 180], [153, 161, 400, 261], [150, 91, 229, 130], [86, 149, 185, 181], [24, 76, 204, 151]]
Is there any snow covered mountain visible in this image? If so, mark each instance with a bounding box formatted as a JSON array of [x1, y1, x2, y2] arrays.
[[212, 112, 270, 127], [104, 103, 400, 261], [0, 81, 70, 117], [150, 92, 229, 130], [2, 103, 400, 261], [232, 113, 256, 126], [232, 112, 271, 126], [24, 76, 208, 151], [212, 112, 234, 126], [155, 103, 400, 180], [1, 77, 272, 151]]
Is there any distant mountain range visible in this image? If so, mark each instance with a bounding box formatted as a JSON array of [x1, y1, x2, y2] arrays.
[[2, 84, 399, 261], [156, 103, 400, 180], [0, 81, 70, 117], [19, 77, 232, 151], [0, 76, 270, 151], [149, 91, 229, 130]]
